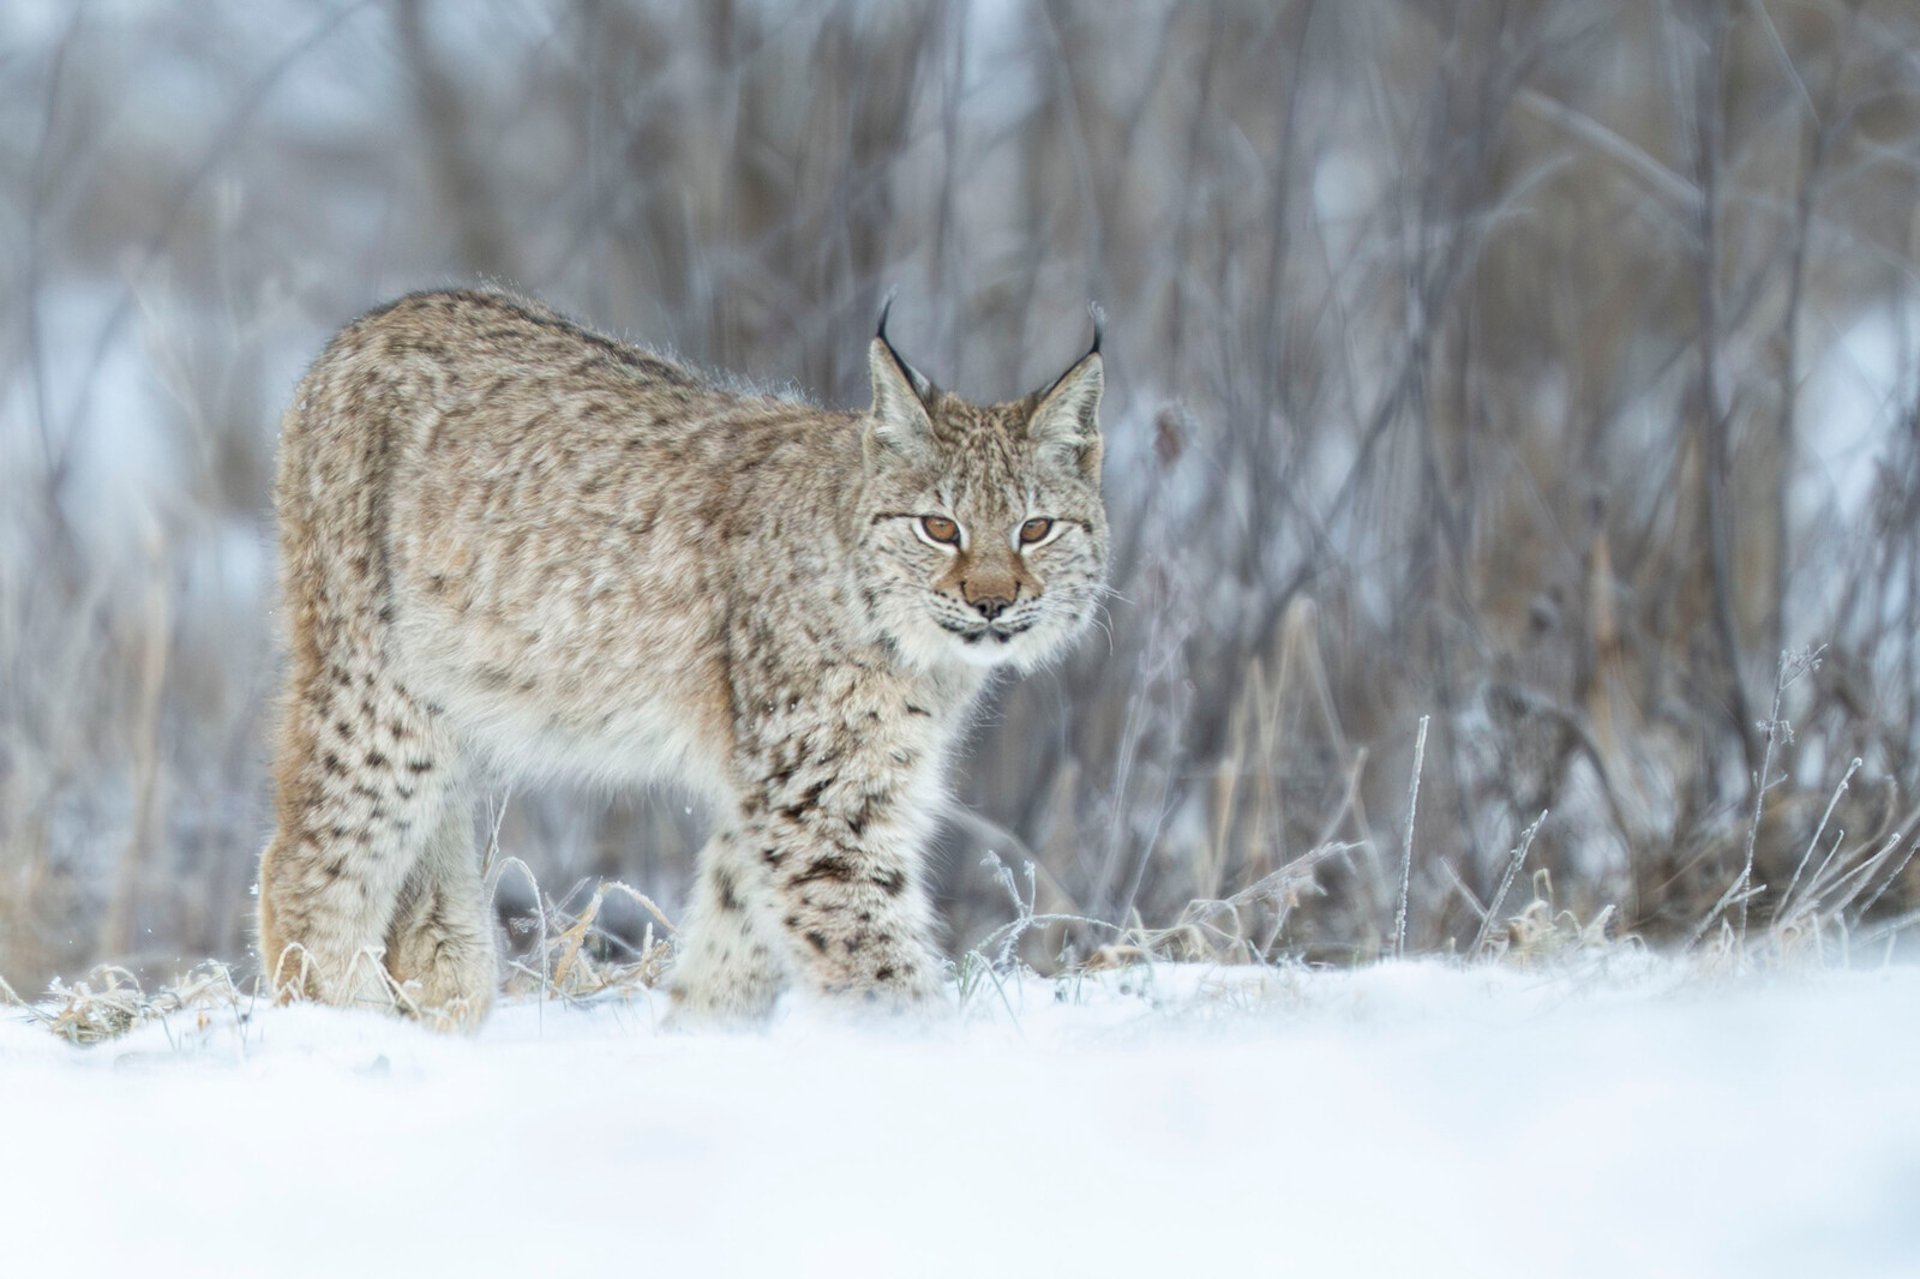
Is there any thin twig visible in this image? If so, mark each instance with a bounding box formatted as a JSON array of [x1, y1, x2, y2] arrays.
[[1691, 647, 1822, 949], [1778, 757, 1861, 926], [1394, 716, 1430, 960], [1475, 810, 1547, 956]]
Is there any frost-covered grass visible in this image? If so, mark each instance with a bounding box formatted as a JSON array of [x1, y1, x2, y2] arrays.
[[4, 955, 1916, 1278]]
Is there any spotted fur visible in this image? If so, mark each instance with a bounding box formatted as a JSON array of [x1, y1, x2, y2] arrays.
[[256, 288, 1108, 1027]]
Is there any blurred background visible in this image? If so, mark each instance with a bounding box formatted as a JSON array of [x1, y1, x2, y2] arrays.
[[5, 0, 1920, 993]]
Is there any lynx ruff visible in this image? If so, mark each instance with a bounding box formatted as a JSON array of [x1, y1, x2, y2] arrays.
[[255, 289, 1108, 1027]]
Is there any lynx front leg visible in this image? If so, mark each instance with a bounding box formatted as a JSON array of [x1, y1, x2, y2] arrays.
[[754, 817, 941, 1005], [671, 831, 789, 1022], [743, 765, 944, 1008]]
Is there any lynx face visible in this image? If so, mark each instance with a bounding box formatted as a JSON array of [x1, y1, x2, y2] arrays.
[[858, 326, 1109, 674]]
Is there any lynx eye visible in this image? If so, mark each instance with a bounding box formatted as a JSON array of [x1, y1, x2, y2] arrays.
[[920, 515, 961, 545], [1019, 518, 1054, 546]]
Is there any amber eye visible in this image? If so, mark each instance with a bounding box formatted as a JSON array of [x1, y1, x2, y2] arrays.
[[1019, 518, 1054, 546], [920, 515, 961, 545]]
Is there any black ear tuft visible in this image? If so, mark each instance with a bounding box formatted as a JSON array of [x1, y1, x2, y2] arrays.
[[867, 294, 938, 460], [1028, 325, 1105, 480], [1088, 301, 1106, 357], [870, 291, 934, 405]]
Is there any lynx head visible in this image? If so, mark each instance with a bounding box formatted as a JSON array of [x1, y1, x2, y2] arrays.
[[856, 304, 1109, 673]]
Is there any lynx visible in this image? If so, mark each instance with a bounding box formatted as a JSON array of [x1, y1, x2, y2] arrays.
[[256, 288, 1107, 1027]]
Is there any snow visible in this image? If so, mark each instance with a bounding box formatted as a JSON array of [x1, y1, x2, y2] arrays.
[[4, 958, 1917, 1277]]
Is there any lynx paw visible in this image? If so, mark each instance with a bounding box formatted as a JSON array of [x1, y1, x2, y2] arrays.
[[387, 931, 497, 1032], [815, 947, 946, 1018]]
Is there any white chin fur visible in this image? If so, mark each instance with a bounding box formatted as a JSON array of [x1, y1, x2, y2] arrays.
[[948, 621, 1074, 674], [884, 615, 1035, 673], [950, 636, 1022, 669]]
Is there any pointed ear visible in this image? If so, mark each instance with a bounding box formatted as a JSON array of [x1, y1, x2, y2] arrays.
[[866, 301, 937, 461], [1028, 347, 1104, 479]]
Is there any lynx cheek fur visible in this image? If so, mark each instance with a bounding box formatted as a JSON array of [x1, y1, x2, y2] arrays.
[[256, 289, 1107, 1027]]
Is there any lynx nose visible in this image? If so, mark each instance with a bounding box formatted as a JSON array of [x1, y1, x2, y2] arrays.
[[971, 594, 1014, 621]]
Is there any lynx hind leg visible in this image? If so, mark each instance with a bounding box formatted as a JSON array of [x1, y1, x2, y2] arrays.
[[384, 789, 497, 1030], [257, 661, 461, 1018], [670, 833, 788, 1024]]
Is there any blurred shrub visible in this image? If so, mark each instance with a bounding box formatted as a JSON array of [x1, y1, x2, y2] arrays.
[[4, 0, 1919, 988]]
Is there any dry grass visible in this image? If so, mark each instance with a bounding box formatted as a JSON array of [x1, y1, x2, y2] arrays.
[[496, 867, 677, 1004], [6, 772, 1907, 1045], [2, 960, 249, 1046]]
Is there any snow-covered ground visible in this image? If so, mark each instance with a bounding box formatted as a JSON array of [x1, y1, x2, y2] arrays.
[[4, 957, 1916, 1277]]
